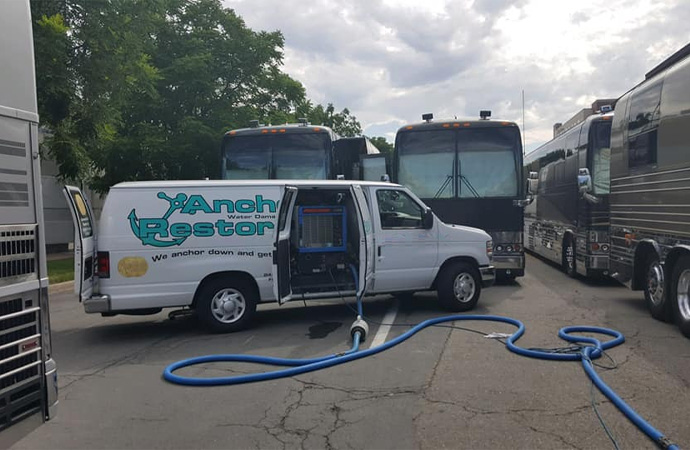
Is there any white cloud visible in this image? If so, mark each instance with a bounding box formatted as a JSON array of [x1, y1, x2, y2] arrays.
[[223, 0, 690, 150]]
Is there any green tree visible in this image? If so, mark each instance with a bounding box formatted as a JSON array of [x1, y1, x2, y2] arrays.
[[31, 0, 362, 191]]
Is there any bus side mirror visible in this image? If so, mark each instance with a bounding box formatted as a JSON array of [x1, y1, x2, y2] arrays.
[[422, 208, 434, 229], [527, 171, 538, 195], [578, 168, 592, 194]]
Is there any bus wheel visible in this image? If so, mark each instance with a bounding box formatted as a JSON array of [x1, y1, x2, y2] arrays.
[[197, 277, 257, 333], [437, 262, 481, 312], [644, 255, 672, 322], [671, 255, 690, 338], [562, 239, 576, 278]]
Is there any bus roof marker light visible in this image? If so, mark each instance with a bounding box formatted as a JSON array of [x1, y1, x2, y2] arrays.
[[406, 126, 414, 130], [422, 113, 433, 122], [480, 110, 491, 120]]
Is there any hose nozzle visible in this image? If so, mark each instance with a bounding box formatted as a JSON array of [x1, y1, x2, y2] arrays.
[[350, 316, 369, 342]]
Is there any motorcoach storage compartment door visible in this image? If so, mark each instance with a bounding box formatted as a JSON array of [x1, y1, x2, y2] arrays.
[[273, 186, 298, 304], [350, 184, 374, 296], [63, 186, 96, 301]]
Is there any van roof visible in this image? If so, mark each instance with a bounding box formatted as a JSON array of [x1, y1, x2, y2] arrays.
[[111, 179, 400, 190]]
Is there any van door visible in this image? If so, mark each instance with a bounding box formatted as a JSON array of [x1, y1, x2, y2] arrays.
[[350, 184, 374, 296], [63, 186, 96, 302], [272, 186, 298, 304]]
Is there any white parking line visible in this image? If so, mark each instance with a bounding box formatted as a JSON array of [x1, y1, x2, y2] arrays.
[[369, 300, 399, 348]]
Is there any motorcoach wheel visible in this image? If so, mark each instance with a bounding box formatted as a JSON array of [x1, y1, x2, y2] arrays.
[[644, 255, 671, 322], [670, 255, 690, 338]]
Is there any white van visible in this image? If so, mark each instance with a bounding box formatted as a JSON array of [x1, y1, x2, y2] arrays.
[[65, 180, 494, 332]]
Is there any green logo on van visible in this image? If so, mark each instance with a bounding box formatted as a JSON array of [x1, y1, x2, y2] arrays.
[[128, 192, 277, 247]]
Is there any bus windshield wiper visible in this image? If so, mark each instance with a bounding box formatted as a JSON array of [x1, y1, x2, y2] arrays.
[[460, 175, 480, 198], [434, 175, 453, 198]]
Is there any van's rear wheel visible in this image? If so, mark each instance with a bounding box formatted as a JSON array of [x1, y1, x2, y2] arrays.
[[197, 277, 257, 333], [437, 262, 481, 312]]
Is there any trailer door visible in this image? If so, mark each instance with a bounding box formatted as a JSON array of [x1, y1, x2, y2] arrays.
[[272, 186, 298, 304], [63, 186, 96, 301]]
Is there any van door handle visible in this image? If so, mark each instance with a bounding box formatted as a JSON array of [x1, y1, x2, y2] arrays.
[[378, 246, 382, 257]]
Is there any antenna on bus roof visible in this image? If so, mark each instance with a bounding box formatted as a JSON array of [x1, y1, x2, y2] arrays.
[[298, 117, 308, 126], [249, 120, 260, 128], [480, 110, 491, 120]]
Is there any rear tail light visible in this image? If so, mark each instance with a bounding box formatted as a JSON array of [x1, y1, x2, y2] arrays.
[[97, 251, 110, 278]]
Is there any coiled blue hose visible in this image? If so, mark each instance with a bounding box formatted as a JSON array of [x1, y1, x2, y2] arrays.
[[163, 314, 677, 449]]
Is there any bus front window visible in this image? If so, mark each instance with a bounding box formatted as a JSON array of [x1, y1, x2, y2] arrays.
[[591, 121, 612, 195], [397, 130, 455, 198], [457, 128, 519, 198], [273, 134, 328, 179], [223, 136, 270, 179]]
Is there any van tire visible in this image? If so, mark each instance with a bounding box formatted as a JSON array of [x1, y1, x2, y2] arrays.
[[643, 255, 672, 322], [437, 262, 481, 312], [196, 277, 257, 333], [670, 255, 690, 338]]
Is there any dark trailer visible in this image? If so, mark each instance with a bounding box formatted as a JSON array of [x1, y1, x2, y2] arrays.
[[523, 110, 613, 278], [392, 112, 527, 279], [221, 121, 338, 180], [333, 136, 382, 180], [607, 43, 690, 338]]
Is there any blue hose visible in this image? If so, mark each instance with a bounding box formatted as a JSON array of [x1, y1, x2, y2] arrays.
[[163, 314, 676, 449]]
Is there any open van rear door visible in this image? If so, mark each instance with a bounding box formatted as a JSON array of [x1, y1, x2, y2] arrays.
[[63, 186, 96, 302], [272, 186, 298, 304], [350, 184, 374, 296]]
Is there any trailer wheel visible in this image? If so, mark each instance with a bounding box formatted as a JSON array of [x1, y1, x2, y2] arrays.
[[437, 262, 481, 312], [643, 255, 672, 322], [670, 255, 690, 338], [196, 277, 257, 333], [562, 238, 576, 278]]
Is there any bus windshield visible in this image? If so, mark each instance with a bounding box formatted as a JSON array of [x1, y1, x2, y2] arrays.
[[397, 127, 520, 198], [223, 133, 330, 180], [591, 121, 612, 195]]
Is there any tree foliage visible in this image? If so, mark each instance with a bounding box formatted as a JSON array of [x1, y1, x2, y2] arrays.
[[31, 0, 362, 191]]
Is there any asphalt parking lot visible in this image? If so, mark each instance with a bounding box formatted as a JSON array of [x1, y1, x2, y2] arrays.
[[10, 254, 690, 449]]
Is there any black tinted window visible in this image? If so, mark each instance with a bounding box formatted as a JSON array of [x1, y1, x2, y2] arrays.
[[628, 80, 662, 135], [628, 130, 657, 169]]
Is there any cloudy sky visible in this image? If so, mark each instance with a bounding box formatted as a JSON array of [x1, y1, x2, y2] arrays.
[[222, 0, 689, 152]]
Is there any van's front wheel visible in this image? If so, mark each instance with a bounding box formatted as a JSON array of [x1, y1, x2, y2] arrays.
[[437, 262, 481, 312], [197, 277, 257, 333]]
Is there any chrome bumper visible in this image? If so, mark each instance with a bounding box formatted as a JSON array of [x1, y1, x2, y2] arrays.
[[84, 294, 111, 313], [480, 265, 495, 287], [492, 255, 525, 270]]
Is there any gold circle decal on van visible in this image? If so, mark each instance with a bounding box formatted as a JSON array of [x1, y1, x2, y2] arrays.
[[74, 193, 87, 217], [118, 257, 148, 278]]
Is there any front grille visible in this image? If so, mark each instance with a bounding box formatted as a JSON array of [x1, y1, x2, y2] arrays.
[[0, 292, 43, 432], [0, 225, 38, 285]]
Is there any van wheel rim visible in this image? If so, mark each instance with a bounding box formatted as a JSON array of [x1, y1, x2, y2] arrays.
[[453, 273, 476, 303], [677, 270, 690, 321], [647, 262, 664, 307], [211, 288, 246, 324]]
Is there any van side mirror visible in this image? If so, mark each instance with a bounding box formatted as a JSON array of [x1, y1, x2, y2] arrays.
[[422, 208, 434, 229], [527, 171, 538, 195], [578, 168, 592, 194]]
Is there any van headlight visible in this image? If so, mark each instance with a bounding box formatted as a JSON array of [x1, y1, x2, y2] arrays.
[[486, 240, 493, 260]]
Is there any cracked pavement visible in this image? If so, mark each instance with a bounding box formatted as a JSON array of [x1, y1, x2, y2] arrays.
[[9, 255, 690, 449]]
